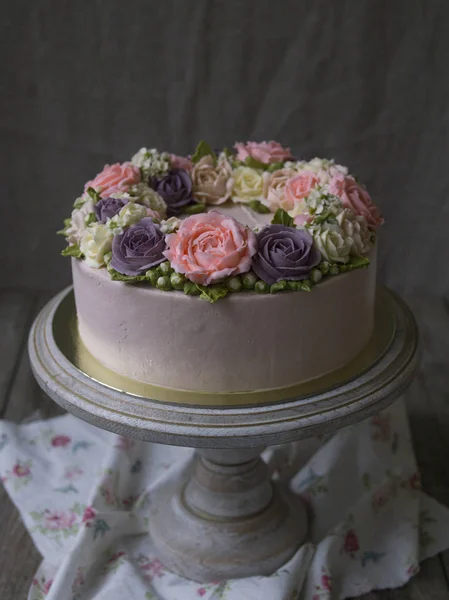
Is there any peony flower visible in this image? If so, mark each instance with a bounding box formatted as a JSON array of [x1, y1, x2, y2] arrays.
[[252, 225, 321, 285], [164, 212, 257, 285], [336, 209, 372, 255], [80, 223, 114, 268], [107, 202, 148, 235], [51, 435, 71, 447], [131, 147, 171, 180], [234, 140, 293, 164], [191, 155, 232, 205], [262, 167, 297, 211], [111, 217, 166, 276], [284, 171, 320, 210], [94, 197, 127, 224], [66, 197, 95, 245], [309, 222, 352, 263], [151, 169, 194, 216], [230, 166, 264, 204], [329, 174, 383, 228], [12, 463, 30, 477], [170, 153, 193, 171], [85, 162, 141, 199]]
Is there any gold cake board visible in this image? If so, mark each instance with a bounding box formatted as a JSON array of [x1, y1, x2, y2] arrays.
[[52, 287, 396, 407]]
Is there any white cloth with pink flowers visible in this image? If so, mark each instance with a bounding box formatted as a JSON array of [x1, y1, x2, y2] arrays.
[[1, 399, 449, 600]]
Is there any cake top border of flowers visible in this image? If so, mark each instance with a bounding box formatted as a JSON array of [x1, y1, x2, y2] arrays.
[[59, 140, 383, 302]]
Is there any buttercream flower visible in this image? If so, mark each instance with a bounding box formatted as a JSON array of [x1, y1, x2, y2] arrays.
[[94, 197, 127, 223], [170, 153, 193, 171], [151, 169, 194, 216], [126, 183, 167, 217], [284, 171, 320, 210], [164, 212, 257, 285], [160, 216, 181, 234], [66, 197, 95, 245], [234, 141, 293, 164], [336, 209, 372, 255], [262, 167, 297, 211], [80, 223, 114, 268], [111, 217, 166, 276], [191, 155, 232, 205], [309, 222, 352, 263], [108, 202, 148, 235], [131, 147, 171, 180], [252, 225, 321, 285], [329, 174, 383, 228], [85, 162, 141, 199], [230, 166, 264, 204]]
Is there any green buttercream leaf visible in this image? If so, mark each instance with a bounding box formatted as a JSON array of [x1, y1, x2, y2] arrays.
[[346, 255, 370, 270], [57, 218, 72, 236], [300, 280, 312, 292], [271, 208, 295, 227], [86, 187, 100, 203], [244, 156, 267, 170], [61, 244, 83, 259], [222, 147, 233, 158], [85, 213, 97, 226], [267, 161, 285, 173], [195, 284, 229, 303], [107, 266, 148, 284], [182, 202, 207, 215], [73, 196, 86, 209], [249, 200, 271, 214], [191, 140, 216, 164]]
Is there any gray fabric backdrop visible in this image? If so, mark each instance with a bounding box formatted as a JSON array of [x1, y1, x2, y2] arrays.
[[2, 0, 449, 296]]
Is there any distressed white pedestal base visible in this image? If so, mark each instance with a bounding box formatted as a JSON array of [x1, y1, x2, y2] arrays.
[[148, 448, 308, 582]]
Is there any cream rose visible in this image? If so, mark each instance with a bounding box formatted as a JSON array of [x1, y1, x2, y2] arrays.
[[309, 222, 352, 263], [230, 166, 264, 204], [191, 155, 232, 205], [80, 223, 113, 268], [262, 167, 296, 211], [336, 209, 372, 255], [66, 197, 95, 245]]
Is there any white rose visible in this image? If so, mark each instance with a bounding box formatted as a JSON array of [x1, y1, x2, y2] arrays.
[[309, 222, 352, 263], [66, 197, 95, 245], [131, 147, 170, 179], [336, 209, 372, 255], [108, 202, 148, 235], [80, 223, 113, 268], [230, 166, 264, 204]]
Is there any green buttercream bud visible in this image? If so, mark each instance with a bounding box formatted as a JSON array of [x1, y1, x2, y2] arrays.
[[319, 261, 330, 274], [255, 281, 270, 294], [226, 276, 242, 292], [300, 280, 312, 292], [147, 269, 160, 286], [156, 276, 172, 291], [270, 281, 288, 294], [287, 281, 301, 291], [170, 272, 186, 290], [339, 264, 349, 273], [329, 264, 339, 275], [311, 268, 323, 284], [184, 281, 201, 296], [242, 272, 258, 290], [159, 261, 173, 275]]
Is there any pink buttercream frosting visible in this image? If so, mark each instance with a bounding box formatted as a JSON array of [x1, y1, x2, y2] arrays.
[[329, 174, 384, 228], [234, 141, 293, 164], [164, 212, 257, 285], [169, 154, 193, 171], [85, 162, 141, 199], [284, 171, 320, 210]]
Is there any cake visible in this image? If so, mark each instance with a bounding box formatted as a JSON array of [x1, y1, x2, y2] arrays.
[[60, 141, 384, 396]]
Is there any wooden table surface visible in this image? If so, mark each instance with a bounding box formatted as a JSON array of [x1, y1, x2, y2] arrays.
[[0, 288, 448, 599]]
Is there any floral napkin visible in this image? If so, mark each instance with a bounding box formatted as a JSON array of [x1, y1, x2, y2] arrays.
[[1, 399, 448, 600]]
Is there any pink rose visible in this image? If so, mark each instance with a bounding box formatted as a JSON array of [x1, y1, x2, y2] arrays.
[[170, 153, 193, 171], [234, 140, 293, 164], [51, 434, 71, 447], [329, 174, 384, 228], [44, 509, 77, 530], [262, 167, 296, 211], [85, 162, 141, 199], [12, 463, 30, 477], [284, 171, 320, 209], [164, 212, 257, 285], [82, 506, 97, 523]]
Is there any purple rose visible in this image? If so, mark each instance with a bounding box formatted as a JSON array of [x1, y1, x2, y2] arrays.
[[151, 169, 193, 216], [110, 218, 166, 276], [252, 224, 321, 285], [94, 197, 127, 223]]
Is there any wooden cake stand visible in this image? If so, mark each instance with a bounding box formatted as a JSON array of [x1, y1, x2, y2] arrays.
[[28, 286, 419, 583]]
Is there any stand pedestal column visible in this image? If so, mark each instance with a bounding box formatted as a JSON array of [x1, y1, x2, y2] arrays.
[[148, 447, 307, 582]]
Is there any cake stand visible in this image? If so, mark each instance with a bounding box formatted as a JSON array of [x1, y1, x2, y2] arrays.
[[28, 286, 419, 583]]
